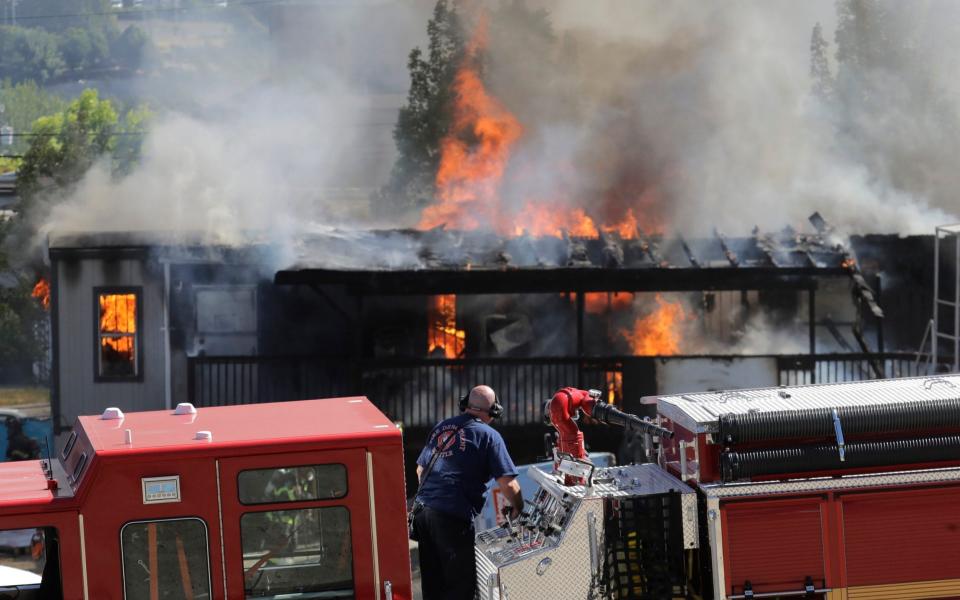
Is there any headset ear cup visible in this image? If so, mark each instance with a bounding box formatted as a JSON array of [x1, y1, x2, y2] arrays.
[[459, 394, 468, 412]]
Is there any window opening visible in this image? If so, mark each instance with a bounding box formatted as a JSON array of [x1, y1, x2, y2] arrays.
[[240, 506, 353, 599], [120, 518, 211, 600], [70, 452, 87, 485], [60, 431, 77, 461], [0, 526, 63, 598], [97, 289, 140, 379], [238, 464, 347, 505]]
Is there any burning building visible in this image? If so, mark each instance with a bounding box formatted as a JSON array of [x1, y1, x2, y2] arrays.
[[46, 219, 935, 478]]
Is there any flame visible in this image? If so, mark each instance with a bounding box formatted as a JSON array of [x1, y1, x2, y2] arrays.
[[31, 278, 50, 310], [99, 293, 136, 356], [583, 292, 633, 315], [605, 371, 622, 404], [416, 18, 665, 239], [418, 18, 523, 233], [620, 294, 689, 356], [427, 295, 465, 358]]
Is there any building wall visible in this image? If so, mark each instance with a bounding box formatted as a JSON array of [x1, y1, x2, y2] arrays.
[[55, 255, 166, 428]]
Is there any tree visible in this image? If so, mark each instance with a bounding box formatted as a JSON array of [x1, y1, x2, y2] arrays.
[[110, 25, 151, 71], [15, 0, 114, 34], [16, 89, 148, 198], [0, 26, 66, 84], [809, 22, 834, 104], [0, 80, 67, 158], [377, 0, 466, 218]]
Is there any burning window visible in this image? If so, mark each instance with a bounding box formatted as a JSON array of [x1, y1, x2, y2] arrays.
[[427, 295, 466, 358], [96, 289, 140, 379]]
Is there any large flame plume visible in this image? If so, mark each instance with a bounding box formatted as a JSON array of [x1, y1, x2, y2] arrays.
[[418, 16, 661, 240], [418, 18, 523, 232], [620, 294, 690, 356]]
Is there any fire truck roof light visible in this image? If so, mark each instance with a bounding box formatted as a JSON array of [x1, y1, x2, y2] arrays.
[[195, 431, 212, 441], [101, 407, 124, 420], [174, 402, 197, 415]]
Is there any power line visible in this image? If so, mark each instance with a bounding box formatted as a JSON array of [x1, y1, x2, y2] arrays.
[[1, 132, 146, 137], [2, 0, 301, 24]]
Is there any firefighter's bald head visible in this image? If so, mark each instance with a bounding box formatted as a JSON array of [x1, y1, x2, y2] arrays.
[[465, 385, 497, 422]]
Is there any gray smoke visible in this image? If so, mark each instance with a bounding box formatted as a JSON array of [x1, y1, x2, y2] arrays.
[[38, 0, 960, 259]]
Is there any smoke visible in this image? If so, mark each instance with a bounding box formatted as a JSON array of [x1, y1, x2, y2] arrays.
[[480, 0, 959, 236], [35, 1, 436, 265], [35, 0, 960, 261]]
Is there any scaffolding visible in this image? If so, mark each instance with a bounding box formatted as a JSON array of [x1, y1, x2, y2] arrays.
[[933, 224, 960, 372]]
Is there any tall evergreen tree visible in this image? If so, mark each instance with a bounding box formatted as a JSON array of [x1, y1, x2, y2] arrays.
[[810, 22, 833, 104], [377, 0, 465, 219]]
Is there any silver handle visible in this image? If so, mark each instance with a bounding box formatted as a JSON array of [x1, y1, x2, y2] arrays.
[[384, 580, 392, 600]]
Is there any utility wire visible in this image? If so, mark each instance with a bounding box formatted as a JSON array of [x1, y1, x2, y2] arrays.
[[2, 0, 340, 24], [0, 132, 146, 137]]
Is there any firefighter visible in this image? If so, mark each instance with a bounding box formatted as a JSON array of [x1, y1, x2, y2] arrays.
[[412, 385, 523, 600], [5, 417, 39, 461]]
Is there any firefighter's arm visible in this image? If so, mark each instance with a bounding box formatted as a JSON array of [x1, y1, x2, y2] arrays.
[[496, 475, 522, 519]]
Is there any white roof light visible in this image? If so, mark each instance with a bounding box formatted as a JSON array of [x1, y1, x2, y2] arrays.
[[174, 403, 197, 415], [101, 407, 124, 420], [195, 431, 212, 442]]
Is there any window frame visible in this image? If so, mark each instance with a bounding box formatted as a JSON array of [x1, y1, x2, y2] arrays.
[[93, 286, 143, 382], [119, 517, 212, 600], [236, 463, 349, 506], [238, 505, 355, 598]]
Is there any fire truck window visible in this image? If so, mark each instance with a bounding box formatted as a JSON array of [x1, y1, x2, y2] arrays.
[[238, 465, 347, 505], [240, 506, 353, 599], [120, 518, 211, 600], [0, 527, 62, 599], [96, 289, 140, 379]]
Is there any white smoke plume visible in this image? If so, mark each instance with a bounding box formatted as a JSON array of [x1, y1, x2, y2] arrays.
[[37, 0, 960, 251]]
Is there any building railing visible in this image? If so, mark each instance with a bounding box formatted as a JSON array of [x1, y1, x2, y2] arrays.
[[187, 352, 937, 427]]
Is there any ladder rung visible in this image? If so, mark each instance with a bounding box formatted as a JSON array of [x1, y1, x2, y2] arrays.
[[935, 332, 960, 340], [937, 299, 960, 307]]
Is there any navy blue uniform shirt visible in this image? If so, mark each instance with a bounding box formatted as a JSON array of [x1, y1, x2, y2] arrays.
[[416, 413, 518, 521]]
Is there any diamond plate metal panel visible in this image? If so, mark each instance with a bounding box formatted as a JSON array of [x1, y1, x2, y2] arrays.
[[650, 374, 960, 433]]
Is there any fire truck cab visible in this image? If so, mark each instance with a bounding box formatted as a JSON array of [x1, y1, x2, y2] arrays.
[[0, 397, 411, 600]]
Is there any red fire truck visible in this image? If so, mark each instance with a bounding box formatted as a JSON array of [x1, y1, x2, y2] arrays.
[[0, 397, 411, 600]]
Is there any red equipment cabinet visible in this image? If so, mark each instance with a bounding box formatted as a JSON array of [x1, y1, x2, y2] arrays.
[[0, 397, 411, 600], [644, 375, 960, 599]]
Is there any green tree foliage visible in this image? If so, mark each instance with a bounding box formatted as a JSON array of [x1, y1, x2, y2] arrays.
[[0, 26, 67, 84], [0, 219, 47, 369], [17, 89, 148, 198], [0, 80, 67, 157], [111, 25, 151, 70], [59, 27, 109, 72], [377, 0, 465, 218], [15, 0, 114, 34]]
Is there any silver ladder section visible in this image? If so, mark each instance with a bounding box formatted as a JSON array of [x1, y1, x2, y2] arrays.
[[933, 224, 960, 373]]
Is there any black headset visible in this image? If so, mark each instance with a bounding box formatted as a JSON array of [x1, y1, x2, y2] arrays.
[[459, 392, 504, 419]]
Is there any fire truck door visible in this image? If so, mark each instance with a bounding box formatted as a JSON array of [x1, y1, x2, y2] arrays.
[[217, 449, 378, 599]]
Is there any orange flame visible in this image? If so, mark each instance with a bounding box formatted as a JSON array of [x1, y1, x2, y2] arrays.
[[427, 295, 465, 358], [583, 292, 633, 315], [31, 278, 50, 310], [416, 18, 665, 239], [99, 293, 136, 356], [605, 370, 622, 404], [620, 294, 689, 355], [418, 18, 523, 232]]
